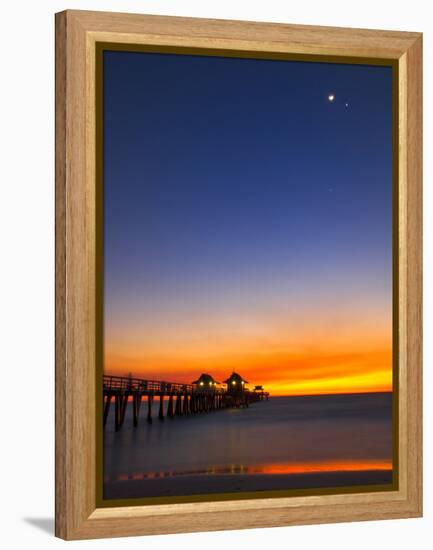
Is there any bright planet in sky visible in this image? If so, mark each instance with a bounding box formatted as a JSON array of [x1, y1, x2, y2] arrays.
[[328, 93, 335, 102]]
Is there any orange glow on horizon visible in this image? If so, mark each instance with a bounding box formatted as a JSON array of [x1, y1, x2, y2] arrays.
[[104, 295, 392, 396], [105, 346, 392, 397]]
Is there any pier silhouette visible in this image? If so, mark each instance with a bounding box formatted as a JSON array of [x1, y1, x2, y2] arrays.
[[103, 373, 269, 431]]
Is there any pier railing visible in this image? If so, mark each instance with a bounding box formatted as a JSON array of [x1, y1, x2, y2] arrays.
[[103, 375, 226, 395]]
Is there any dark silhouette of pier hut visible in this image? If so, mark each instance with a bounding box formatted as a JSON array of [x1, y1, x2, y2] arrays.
[[192, 373, 220, 390], [224, 372, 248, 394], [223, 372, 249, 407], [253, 384, 269, 400]]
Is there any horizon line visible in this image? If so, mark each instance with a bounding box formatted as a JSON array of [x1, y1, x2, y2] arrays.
[[102, 372, 391, 398]]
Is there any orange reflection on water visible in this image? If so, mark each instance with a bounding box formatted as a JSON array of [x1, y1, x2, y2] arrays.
[[251, 459, 392, 475], [110, 459, 392, 482]]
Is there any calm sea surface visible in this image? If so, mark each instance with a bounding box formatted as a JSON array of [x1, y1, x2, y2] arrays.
[[103, 393, 393, 498]]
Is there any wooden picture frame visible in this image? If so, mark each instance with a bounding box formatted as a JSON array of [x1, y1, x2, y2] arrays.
[[55, 9, 422, 540]]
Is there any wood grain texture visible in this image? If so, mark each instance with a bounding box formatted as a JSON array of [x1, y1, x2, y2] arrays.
[[55, 10, 67, 538], [55, 10, 96, 539], [404, 35, 423, 515], [55, 10, 422, 540], [72, 9, 419, 58]]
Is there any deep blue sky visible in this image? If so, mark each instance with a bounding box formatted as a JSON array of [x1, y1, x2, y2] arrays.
[[103, 50, 393, 387]]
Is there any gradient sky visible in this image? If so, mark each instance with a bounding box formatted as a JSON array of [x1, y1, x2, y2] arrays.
[[103, 50, 393, 396]]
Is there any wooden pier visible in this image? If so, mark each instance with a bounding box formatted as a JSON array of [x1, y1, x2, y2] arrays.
[[103, 374, 269, 431]]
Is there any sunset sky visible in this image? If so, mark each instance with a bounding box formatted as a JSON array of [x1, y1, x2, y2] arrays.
[[103, 51, 393, 396]]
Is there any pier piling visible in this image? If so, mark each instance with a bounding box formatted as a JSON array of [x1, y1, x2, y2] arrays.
[[167, 394, 174, 418], [147, 394, 153, 424], [158, 394, 165, 420]]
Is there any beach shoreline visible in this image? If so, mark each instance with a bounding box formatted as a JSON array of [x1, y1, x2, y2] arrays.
[[104, 470, 393, 500]]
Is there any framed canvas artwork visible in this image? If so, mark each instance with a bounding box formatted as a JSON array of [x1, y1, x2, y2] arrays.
[[55, 10, 422, 540]]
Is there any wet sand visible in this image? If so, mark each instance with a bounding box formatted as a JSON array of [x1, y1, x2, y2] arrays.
[[104, 470, 393, 499]]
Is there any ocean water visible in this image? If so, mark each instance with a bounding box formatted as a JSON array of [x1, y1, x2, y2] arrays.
[[103, 393, 393, 498]]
